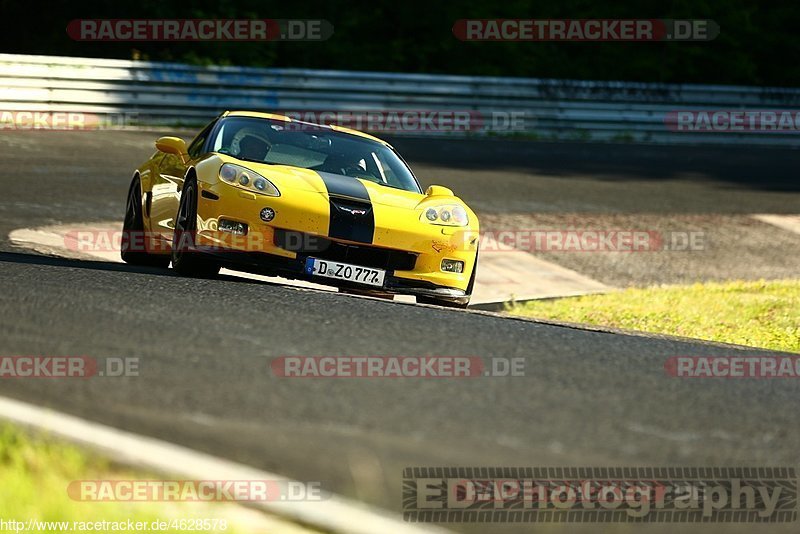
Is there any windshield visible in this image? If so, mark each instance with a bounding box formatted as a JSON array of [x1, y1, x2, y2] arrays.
[[209, 116, 422, 193]]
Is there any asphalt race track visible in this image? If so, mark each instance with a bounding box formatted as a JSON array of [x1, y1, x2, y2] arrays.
[[2, 130, 800, 533]]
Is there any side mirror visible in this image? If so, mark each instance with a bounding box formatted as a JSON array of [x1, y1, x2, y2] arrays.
[[155, 137, 188, 161], [425, 185, 454, 197]]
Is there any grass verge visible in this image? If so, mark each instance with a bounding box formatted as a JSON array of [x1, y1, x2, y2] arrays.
[[508, 279, 800, 353], [0, 423, 313, 533]]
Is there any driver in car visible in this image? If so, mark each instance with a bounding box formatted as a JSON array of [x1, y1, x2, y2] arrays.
[[230, 127, 272, 162], [318, 152, 368, 177]]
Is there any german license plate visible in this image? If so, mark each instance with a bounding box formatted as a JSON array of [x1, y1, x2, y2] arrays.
[[304, 258, 385, 287]]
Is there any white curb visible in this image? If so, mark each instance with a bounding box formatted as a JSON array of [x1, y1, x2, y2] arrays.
[[0, 395, 450, 534]]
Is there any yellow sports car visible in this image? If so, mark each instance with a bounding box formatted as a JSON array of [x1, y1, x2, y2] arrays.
[[121, 111, 479, 307]]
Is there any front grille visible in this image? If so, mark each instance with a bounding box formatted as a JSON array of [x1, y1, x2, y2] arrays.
[[274, 229, 417, 271]]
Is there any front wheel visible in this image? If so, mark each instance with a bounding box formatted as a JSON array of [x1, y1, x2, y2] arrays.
[[171, 179, 220, 278], [121, 178, 170, 268]]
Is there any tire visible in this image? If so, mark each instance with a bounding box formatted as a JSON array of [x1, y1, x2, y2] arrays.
[[416, 251, 478, 309], [121, 177, 170, 268], [171, 178, 220, 278]]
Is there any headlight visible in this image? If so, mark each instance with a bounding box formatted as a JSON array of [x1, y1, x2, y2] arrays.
[[218, 163, 279, 196], [220, 164, 237, 182], [420, 205, 469, 226]]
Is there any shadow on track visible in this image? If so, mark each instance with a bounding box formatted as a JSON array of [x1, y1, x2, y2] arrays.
[[0, 251, 267, 287]]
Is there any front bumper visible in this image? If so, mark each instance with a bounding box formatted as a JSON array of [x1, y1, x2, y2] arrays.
[[196, 247, 470, 304], [193, 179, 479, 296]]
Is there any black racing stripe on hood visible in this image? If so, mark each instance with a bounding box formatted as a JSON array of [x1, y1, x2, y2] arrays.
[[316, 171, 375, 244], [316, 171, 370, 201]]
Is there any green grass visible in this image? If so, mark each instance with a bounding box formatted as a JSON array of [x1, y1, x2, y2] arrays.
[[0, 424, 243, 532], [508, 279, 800, 353]]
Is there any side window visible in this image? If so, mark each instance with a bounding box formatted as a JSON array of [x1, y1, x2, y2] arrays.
[[187, 121, 216, 159]]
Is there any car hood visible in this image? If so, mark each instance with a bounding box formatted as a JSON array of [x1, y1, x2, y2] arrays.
[[238, 162, 435, 210]]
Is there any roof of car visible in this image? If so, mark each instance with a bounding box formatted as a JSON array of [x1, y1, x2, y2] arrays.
[[222, 110, 390, 146]]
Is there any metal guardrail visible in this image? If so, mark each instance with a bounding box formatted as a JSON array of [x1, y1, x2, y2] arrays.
[[1, 53, 799, 145]]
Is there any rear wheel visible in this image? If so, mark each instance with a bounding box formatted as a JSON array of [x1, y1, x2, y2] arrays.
[[171, 179, 220, 278], [121, 178, 170, 268], [416, 252, 478, 309]]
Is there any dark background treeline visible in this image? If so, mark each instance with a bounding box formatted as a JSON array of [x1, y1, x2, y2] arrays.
[[1, 0, 797, 86]]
